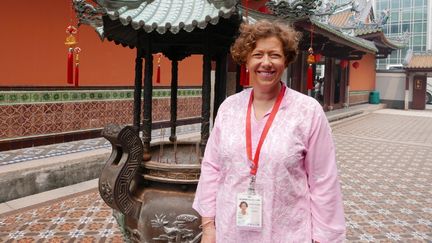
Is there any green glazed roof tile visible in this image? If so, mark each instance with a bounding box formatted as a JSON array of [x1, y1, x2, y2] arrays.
[[77, 0, 237, 38]]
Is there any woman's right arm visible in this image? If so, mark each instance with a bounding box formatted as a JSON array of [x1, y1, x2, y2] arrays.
[[193, 110, 224, 242]]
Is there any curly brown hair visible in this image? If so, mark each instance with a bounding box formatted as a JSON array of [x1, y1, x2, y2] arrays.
[[231, 20, 301, 66]]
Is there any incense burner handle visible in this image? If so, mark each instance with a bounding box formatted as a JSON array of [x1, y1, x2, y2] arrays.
[[99, 124, 143, 220]]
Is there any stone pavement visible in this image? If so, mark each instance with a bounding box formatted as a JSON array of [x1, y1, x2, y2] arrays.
[[333, 109, 432, 242], [1, 105, 432, 242]]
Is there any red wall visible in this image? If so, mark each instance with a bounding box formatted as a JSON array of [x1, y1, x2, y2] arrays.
[[0, 2, 202, 87], [349, 53, 376, 91]]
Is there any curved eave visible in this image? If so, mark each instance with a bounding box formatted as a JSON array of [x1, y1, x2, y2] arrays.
[[309, 19, 377, 53], [381, 37, 406, 50], [358, 31, 406, 50]]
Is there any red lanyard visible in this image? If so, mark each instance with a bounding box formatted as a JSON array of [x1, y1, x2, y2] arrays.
[[246, 85, 286, 176]]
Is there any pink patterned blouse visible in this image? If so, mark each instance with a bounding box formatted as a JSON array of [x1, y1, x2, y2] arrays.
[[193, 85, 346, 242]]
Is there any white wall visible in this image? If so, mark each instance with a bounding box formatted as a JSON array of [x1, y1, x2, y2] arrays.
[[376, 72, 407, 101]]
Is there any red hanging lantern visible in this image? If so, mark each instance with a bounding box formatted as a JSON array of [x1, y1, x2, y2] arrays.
[[352, 61, 360, 69], [240, 64, 250, 86], [340, 60, 348, 69]]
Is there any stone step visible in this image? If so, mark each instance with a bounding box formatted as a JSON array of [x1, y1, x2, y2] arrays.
[[0, 149, 109, 203]]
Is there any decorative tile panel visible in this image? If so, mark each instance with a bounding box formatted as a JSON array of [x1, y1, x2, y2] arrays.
[[0, 88, 202, 105], [0, 88, 202, 140]]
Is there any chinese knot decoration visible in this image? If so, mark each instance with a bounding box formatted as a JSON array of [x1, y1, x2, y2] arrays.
[[65, 25, 81, 87]]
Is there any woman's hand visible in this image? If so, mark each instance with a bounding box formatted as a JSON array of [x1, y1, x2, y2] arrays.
[[201, 226, 216, 243], [200, 217, 216, 243]]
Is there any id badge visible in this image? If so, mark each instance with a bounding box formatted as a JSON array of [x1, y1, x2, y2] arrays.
[[236, 192, 262, 230]]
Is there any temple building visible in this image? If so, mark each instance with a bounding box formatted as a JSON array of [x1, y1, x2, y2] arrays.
[[0, 0, 403, 151]]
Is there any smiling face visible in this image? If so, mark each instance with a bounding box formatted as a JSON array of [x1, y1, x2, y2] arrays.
[[246, 36, 287, 93]]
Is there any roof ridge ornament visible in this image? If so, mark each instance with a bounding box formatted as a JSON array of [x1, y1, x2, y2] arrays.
[[387, 31, 410, 45], [266, 0, 322, 20], [266, 0, 360, 22], [73, 0, 106, 28]]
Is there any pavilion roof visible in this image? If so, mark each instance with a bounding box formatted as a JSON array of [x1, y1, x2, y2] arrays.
[[324, 1, 404, 57], [74, 0, 237, 39], [355, 27, 406, 50], [404, 51, 432, 70]]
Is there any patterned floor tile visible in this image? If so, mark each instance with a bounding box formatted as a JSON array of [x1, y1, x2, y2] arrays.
[[334, 112, 432, 242], [1, 111, 432, 242], [0, 190, 122, 242]]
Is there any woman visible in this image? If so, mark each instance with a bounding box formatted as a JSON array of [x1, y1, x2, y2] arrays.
[[193, 20, 345, 242]]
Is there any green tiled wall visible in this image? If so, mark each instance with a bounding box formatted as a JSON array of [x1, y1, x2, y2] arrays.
[[349, 90, 371, 95], [0, 88, 202, 105]]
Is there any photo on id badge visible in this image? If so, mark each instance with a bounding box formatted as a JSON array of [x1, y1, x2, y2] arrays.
[[236, 193, 262, 229], [238, 201, 250, 225]]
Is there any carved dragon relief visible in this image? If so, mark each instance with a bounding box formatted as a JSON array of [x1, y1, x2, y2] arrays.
[[151, 214, 202, 243]]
